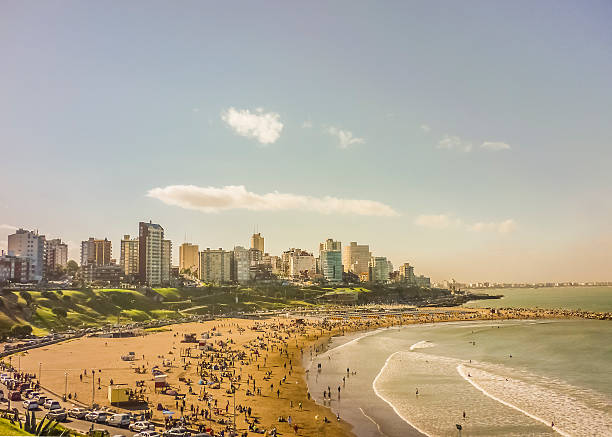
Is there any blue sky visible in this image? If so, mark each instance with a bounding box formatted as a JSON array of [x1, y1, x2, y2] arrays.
[[1, 1, 611, 282]]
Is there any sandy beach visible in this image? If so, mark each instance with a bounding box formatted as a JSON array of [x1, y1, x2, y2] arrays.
[[7, 306, 608, 436]]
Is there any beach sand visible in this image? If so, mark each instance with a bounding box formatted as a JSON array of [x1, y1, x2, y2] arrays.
[[10, 306, 594, 436]]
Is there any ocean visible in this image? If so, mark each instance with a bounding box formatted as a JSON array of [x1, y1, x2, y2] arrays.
[[463, 286, 612, 312], [307, 318, 612, 436]]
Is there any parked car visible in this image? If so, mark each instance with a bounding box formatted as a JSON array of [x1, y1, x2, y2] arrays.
[[8, 391, 21, 401], [43, 398, 58, 409], [34, 395, 48, 405], [68, 407, 88, 419], [130, 421, 155, 432], [48, 400, 62, 411], [23, 400, 38, 410], [86, 411, 110, 424], [134, 431, 161, 437], [46, 408, 68, 422], [107, 413, 131, 428], [162, 427, 190, 437]]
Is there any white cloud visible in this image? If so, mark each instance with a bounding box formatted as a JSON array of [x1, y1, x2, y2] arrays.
[[221, 107, 283, 145], [438, 135, 472, 152], [416, 215, 517, 234], [192, 108, 200, 113], [481, 141, 511, 151], [0, 224, 17, 230], [327, 126, 365, 149], [469, 219, 517, 233], [414, 214, 462, 229], [421, 124, 431, 133], [302, 120, 313, 128], [147, 185, 398, 217]]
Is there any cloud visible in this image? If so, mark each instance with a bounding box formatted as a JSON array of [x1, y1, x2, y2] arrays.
[[191, 108, 200, 113], [481, 141, 511, 151], [416, 215, 517, 234], [326, 126, 365, 149], [421, 124, 431, 133], [0, 224, 17, 230], [147, 185, 399, 216], [469, 219, 517, 233], [302, 120, 313, 128], [221, 107, 283, 144], [438, 135, 472, 152], [414, 214, 462, 229]]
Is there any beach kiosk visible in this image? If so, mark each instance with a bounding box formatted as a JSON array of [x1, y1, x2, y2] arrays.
[[108, 384, 130, 405]]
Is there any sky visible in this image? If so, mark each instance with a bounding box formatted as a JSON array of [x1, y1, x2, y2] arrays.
[[1, 0, 611, 283]]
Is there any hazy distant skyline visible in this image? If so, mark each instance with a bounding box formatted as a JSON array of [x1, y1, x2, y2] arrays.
[[1, 1, 611, 283]]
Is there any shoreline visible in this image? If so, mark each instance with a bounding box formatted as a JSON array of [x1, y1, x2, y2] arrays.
[[3, 306, 609, 437]]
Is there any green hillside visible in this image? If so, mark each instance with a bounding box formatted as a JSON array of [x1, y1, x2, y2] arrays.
[[0, 284, 439, 337]]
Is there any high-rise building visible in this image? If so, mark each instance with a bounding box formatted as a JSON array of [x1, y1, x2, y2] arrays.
[[138, 221, 166, 286], [80, 238, 112, 266], [161, 239, 172, 284], [250, 232, 264, 253], [281, 248, 316, 278], [399, 263, 415, 284], [320, 239, 343, 283], [369, 256, 391, 283], [319, 238, 342, 252], [7, 228, 46, 281], [261, 253, 282, 275], [232, 246, 250, 284], [342, 242, 371, 275], [120, 235, 139, 277], [0, 254, 31, 283], [45, 238, 68, 271], [415, 275, 431, 288], [199, 248, 231, 283], [179, 243, 199, 277]]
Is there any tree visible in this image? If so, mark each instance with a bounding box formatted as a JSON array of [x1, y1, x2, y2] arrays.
[[10, 324, 33, 338], [66, 260, 79, 276], [51, 307, 68, 318], [19, 291, 33, 306]]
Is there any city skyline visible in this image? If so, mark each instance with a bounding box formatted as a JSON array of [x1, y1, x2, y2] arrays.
[[1, 1, 611, 283]]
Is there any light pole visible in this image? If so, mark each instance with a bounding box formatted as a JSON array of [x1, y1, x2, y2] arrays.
[[92, 370, 95, 408], [64, 373, 68, 401], [39, 363, 41, 386]]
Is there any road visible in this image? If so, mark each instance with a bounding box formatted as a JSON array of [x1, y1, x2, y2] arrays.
[[3, 398, 139, 436]]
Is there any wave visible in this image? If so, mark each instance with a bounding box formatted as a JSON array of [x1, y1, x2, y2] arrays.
[[456, 363, 612, 437], [409, 340, 435, 351], [456, 364, 571, 437], [372, 351, 430, 437]]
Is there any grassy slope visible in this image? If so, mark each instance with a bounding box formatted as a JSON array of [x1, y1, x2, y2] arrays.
[[0, 418, 32, 436], [2, 283, 431, 333]]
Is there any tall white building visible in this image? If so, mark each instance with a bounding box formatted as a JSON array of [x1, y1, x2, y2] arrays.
[[369, 256, 391, 283], [282, 248, 316, 278], [138, 221, 165, 286], [232, 246, 250, 284], [7, 228, 46, 281], [342, 242, 371, 275], [200, 248, 231, 283]]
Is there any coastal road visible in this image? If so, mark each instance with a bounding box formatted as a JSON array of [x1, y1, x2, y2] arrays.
[[3, 400, 138, 437]]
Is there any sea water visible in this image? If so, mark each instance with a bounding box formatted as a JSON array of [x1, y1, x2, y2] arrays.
[[307, 319, 612, 436], [463, 286, 612, 312]]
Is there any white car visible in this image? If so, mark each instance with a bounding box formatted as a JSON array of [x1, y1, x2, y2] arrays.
[[107, 413, 131, 428], [23, 400, 38, 410], [135, 431, 160, 437], [130, 421, 155, 432]]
